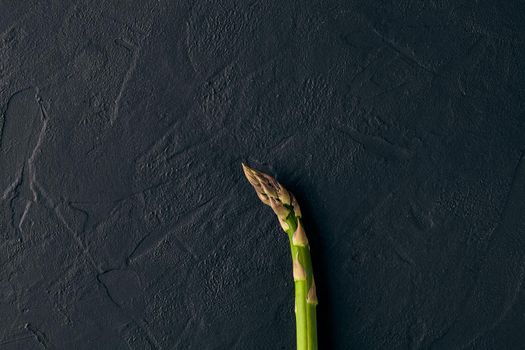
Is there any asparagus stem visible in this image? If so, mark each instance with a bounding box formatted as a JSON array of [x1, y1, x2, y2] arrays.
[[295, 279, 308, 350], [307, 303, 318, 350], [242, 164, 318, 350]]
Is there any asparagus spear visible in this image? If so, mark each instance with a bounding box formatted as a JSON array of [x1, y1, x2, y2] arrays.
[[242, 164, 318, 350]]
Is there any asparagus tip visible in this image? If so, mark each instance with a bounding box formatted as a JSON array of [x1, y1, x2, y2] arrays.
[[241, 163, 292, 221]]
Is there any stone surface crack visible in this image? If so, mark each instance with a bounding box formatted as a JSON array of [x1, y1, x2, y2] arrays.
[[96, 271, 161, 350], [370, 27, 439, 77], [111, 41, 140, 125], [25, 323, 51, 349], [17, 93, 48, 231], [334, 126, 412, 161]]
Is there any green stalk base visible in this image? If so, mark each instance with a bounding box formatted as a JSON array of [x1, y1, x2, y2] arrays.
[[286, 215, 318, 350]]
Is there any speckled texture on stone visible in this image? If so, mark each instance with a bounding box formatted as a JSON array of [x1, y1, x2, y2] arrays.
[[0, 1, 524, 349]]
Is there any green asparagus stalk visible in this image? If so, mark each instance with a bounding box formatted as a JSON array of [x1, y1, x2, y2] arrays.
[[242, 164, 318, 350]]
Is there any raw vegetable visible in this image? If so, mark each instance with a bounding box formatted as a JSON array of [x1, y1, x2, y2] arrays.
[[242, 164, 318, 350]]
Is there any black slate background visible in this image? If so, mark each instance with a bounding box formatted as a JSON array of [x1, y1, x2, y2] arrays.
[[1, 1, 525, 349]]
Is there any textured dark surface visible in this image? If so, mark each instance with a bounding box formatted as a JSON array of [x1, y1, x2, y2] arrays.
[[1, 1, 525, 349]]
